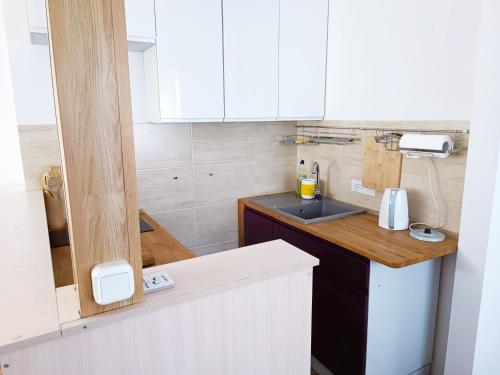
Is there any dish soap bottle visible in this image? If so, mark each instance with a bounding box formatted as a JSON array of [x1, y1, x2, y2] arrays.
[[296, 160, 307, 198]]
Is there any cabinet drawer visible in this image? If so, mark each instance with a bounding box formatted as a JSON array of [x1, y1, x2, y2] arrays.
[[311, 238, 369, 292], [244, 209, 274, 246], [272, 221, 312, 252]]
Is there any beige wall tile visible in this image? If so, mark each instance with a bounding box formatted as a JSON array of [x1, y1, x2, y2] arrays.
[[150, 208, 196, 248], [193, 138, 255, 165], [254, 122, 297, 161], [254, 140, 296, 161], [192, 123, 256, 165], [20, 142, 61, 190], [18, 124, 59, 144], [194, 162, 255, 206], [134, 123, 192, 170], [190, 239, 239, 257], [255, 157, 296, 195], [18, 124, 62, 190], [402, 157, 467, 183], [195, 204, 238, 247], [255, 122, 296, 139], [192, 122, 255, 139], [20, 140, 61, 175], [137, 167, 194, 213], [401, 174, 465, 206]]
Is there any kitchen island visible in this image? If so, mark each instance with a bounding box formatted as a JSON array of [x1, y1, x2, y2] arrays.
[[239, 193, 458, 375], [0, 190, 318, 375]]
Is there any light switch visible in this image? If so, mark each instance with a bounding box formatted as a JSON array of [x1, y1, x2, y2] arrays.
[[91, 260, 135, 305]]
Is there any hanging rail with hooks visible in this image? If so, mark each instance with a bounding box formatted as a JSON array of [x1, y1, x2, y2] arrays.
[[280, 125, 470, 147], [295, 125, 470, 134]]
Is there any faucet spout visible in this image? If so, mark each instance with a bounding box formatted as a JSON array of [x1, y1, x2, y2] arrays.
[[312, 162, 321, 200]]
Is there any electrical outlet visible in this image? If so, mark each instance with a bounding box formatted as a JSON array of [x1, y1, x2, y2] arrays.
[[143, 271, 175, 294], [351, 179, 376, 197]]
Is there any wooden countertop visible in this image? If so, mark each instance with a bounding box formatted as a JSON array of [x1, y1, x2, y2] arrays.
[[239, 195, 458, 268], [51, 212, 195, 287], [139, 212, 195, 265]]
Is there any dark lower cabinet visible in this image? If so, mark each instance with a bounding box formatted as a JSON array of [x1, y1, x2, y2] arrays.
[[310, 238, 370, 293], [244, 208, 274, 246], [312, 268, 368, 375], [243, 208, 369, 375], [272, 220, 312, 252]]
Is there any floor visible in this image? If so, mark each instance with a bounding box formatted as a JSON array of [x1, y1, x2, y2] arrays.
[[311, 369, 320, 375]]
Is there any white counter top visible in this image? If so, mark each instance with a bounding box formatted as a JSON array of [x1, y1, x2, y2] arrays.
[[58, 239, 319, 335], [0, 194, 318, 355], [0, 188, 60, 354]]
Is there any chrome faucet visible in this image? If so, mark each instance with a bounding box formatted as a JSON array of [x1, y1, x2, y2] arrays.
[[312, 162, 321, 200]]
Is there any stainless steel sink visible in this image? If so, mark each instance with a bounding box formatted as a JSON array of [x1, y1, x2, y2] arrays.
[[250, 193, 365, 224]]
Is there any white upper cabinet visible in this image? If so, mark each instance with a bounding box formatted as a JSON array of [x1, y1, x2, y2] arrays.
[[146, 0, 225, 122], [124, 0, 156, 44], [26, 0, 46, 36], [222, 0, 279, 121], [25, 0, 156, 51], [24, 0, 328, 123], [278, 0, 328, 120]]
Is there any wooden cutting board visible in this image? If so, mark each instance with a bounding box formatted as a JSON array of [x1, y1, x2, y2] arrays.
[[362, 136, 403, 191]]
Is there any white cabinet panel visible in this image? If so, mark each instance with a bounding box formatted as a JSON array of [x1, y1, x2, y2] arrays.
[[124, 0, 156, 42], [25, 0, 156, 50], [279, 0, 328, 119], [26, 0, 46, 33], [152, 0, 224, 122], [223, 0, 279, 120]]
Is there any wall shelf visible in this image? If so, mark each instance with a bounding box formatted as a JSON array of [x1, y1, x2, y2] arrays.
[[280, 125, 470, 148]]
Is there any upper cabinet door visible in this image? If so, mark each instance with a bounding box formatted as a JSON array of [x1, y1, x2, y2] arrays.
[[153, 0, 224, 122], [26, 0, 46, 33], [124, 0, 156, 43], [279, 0, 328, 120], [223, 0, 279, 120]]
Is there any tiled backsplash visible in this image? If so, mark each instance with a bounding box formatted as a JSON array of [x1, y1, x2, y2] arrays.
[[298, 121, 469, 233], [18, 122, 297, 255], [18, 119, 467, 253]]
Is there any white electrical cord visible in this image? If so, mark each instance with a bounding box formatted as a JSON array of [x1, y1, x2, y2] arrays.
[[408, 157, 441, 230]]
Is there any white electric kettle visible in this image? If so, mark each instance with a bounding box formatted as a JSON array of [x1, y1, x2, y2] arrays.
[[378, 188, 409, 230]]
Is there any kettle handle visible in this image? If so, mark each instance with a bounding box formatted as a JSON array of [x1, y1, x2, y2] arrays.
[[388, 189, 397, 230]]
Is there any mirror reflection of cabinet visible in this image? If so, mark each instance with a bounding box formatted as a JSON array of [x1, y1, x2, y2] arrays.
[[26, 0, 156, 50]]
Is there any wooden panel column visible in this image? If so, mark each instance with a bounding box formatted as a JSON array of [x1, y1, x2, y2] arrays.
[[46, 0, 144, 316]]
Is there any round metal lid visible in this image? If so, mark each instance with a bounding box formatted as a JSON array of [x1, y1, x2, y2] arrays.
[[410, 227, 446, 243]]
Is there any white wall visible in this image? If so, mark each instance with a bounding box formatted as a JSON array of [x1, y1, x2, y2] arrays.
[[472, 144, 500, 374], [0, 1, 25, 186], [323, 2, 481, 371], [2, 0, 148, 124], [445, 0, 500, 372], [325, 0, 480, 120]]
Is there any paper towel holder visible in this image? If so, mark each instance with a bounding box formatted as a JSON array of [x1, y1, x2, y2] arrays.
[[399, 134, 454, 159]]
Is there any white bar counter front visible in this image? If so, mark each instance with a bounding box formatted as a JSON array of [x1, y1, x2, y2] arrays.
[[0, 206, 318, 375]]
